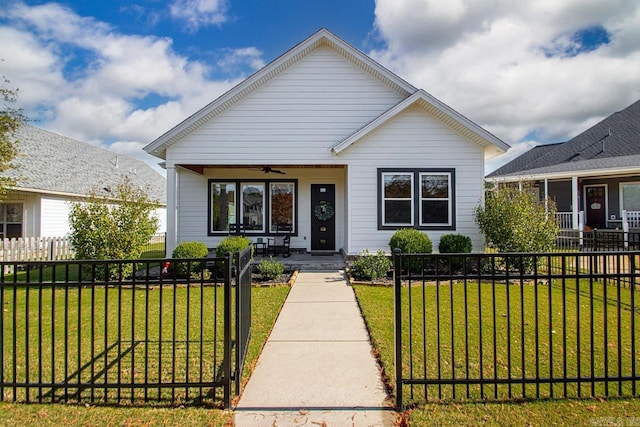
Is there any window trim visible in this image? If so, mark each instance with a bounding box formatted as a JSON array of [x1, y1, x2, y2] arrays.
[[208, 179, 298, 236], [377, 168, 456, 230]]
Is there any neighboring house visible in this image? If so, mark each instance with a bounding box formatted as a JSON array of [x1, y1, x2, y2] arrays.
[[144, 29, 509, 256], [1, 125, 167, 239], [487, 99, 640, 232]]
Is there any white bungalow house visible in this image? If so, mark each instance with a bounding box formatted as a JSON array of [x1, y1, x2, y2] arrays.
[[2, 125, 166, 240], [487, 99, 640, 235], [144, 29, 509, 256]]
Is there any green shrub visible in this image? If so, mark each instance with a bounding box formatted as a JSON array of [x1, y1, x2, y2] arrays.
[[389, 228, 432, 253], [257, 257, 285, 281], [438, 234, 472, 273], [438, 234, 472, 254], [172, 241, 209, 275], [350, 249, 391, 281], [69, 176, 160, 280], [215, 236, 252, 258], [474, 185, 559, 253], [389, 228, 432, 273]]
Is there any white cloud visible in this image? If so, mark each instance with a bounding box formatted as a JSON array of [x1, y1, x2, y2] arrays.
[[371, 0, 640, 155], [0, 1, 259, 175], [169, 0, 228, 32], [216, 47, 266, 74]]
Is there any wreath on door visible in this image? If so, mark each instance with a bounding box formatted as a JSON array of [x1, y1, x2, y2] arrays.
[[314, 200, 334, 221]]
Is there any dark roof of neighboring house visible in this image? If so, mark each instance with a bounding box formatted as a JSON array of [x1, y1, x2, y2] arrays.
[[488, 99, 640, 178], [4, 125, 166, 203]]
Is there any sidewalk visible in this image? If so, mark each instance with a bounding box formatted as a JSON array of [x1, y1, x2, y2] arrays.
[[233, 270, 396, 427]]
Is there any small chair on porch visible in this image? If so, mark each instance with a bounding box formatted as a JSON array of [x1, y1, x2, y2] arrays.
[[268, 223, 292, 257], [228, 223, 246, 236]]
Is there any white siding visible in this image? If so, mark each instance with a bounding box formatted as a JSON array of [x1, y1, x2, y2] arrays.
[[40, 196, 72, 237], [167, 47, 405, 166], [338, 106, 486, 254]]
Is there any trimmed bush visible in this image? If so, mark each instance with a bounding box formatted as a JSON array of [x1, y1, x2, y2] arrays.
[[350, 249, 391, 281], [257, 257, 285, 281], [389, 228, 433, 254], [438, 234, 472, 273], [172, 241, 209, 275], [215, 236, 252, 258], [438, 234, 472, 254], [389, 228, 432, 273]]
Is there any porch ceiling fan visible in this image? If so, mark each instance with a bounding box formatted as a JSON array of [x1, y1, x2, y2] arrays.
[[250, 166, 286, 174]]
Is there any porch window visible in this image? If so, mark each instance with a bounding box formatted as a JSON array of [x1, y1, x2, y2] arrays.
[[241, 183, 264, 231], [621, 182, 640, 211], [270, 183, 295, 232], [210, 183, 236, 232], [209, 179, 297, 235], [0, 203, 23, 239], [379, 169, 455, 230]]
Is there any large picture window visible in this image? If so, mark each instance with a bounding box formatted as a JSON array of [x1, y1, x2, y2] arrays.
[[378, 169, 455, 230], [209, 179, 297, 235]]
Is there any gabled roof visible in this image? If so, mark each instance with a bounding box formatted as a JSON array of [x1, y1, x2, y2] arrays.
[[144, 28, 418, 159], [330, 90, 510, 157], [5, 125, 166, 203], [488, 99, 640, 180]]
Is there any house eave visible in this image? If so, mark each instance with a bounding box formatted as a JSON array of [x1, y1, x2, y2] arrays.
[[486, 165, 640, 183]]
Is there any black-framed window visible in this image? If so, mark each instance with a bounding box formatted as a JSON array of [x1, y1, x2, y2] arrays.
[[209, 179, 297, 235], [378, 168, 455, 230]]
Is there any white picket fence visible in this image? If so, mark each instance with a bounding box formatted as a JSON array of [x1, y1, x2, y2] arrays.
[[0, 236, 75, 263]]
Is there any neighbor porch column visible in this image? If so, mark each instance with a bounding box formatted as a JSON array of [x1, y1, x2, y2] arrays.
[[544, 178, 549, 212], [166, 165, 178, 257], [572, 176, 579, 230]]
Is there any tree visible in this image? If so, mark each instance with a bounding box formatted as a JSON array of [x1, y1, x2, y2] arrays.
[[474, 185, 560, 253], [69, 176, 160, 278], [0, 78, 25, 200]]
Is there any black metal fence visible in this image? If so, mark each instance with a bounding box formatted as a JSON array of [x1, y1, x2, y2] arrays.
[[556, 229, 640, 251], [139, 233, 167, 258], [0, 247, 252, 408], [393, 250, 640, 408]]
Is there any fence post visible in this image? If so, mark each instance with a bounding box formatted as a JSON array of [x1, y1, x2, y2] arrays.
[[222, 252, 233, 409], [393, 248, 403, 409]]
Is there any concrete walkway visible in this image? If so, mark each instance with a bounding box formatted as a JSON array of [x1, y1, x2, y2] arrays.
[[234, 270, 396, 427]]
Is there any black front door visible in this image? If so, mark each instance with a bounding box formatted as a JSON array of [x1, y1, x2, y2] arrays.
[[311, 184, 335, 251]]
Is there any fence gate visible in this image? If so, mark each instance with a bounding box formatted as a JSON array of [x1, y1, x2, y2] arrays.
[[0, 248, 252, 409]]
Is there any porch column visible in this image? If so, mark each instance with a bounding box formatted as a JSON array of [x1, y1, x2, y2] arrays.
[[544, 178, 549, 212], [166, 165, 178, 257], [572, 176, 579, 230]]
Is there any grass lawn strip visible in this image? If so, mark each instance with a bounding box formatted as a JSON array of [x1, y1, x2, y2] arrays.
[[0, 285, 289, 425], [353, 283, 640, 425]]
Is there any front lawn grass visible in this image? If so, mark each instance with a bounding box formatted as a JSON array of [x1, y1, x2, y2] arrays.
[[0, 284, 289, 425], [353, 282, 640, 425]]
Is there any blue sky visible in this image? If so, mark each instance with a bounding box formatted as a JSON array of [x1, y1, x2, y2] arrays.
[[1, 0, 640, 173]]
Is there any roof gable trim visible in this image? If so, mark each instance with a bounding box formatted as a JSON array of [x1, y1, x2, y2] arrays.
[[330, 90, 510, 154], [144, 29, 417, 158]]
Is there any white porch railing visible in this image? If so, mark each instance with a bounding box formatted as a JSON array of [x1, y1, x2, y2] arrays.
[[555, 212, 574, 230], [622, 210, 640, 232], [0, 236, 75, 263], [555, 211, 584, 230]]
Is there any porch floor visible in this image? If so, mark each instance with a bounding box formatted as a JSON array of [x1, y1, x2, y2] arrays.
[[253, 251, 346, 271]]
